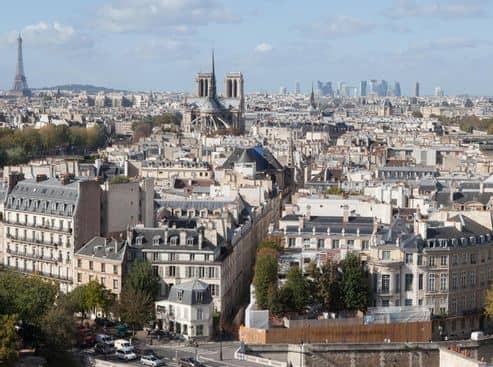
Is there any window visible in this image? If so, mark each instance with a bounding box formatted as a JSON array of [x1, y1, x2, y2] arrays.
[[317, 239, 325, 249], [196, 325, 203, 336], [451, 273, 458, 290], [89, 261, 93, 270], [428, 256, 435, 267], [77, 259, 82, 268], [210, 284, 219, 296], [288, 238, 296, 248], [170, 237, 178, 246], [440, 273, 447, 291], [382, 251, 391, 260], [405, 299, 413, 306], [381, 274, 390, 294], [101, 263, 106, 273], [470, 271, 476, 287], [405, 274, 413, 291], [440, 256, 447, 266], [303, 239, 310, 249], [395, 274, 400, 292], [417, 255, 423, 266], [113, 279, 118, 290], [190, 253, 195, 261], [113, 265, 118, 274], [346, 239, 354, 249], [461, 271, 467, 288], [362, 240, 369, 250], [381, 300, 389, 307], [77, 273, 82, 282], [208, 267, 215, 278], [100, 277, 105, 286], [332, 239, 339, 249], [405, 254, 413, 264], [419, 274, 424, 290], [187, 237, 194, 246], [168, 266, 176, 277], [428, 274, 435, 292], [177, 290, 184, 301], [197, 308, 203, 321], [470, 253, 477, 264], [452, 254, 458, 265]]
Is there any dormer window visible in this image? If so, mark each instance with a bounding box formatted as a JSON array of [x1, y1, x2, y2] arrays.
[[170, 236, 178, 246], [177, 290, 184, 301], [197, 292, 204, 303], [153, 236, 161, 246], [136, 236, 144, 246], [186, 237, 194, 246]]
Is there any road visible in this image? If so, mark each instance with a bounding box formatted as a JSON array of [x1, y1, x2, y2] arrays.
[[81, 339, 264, 367]]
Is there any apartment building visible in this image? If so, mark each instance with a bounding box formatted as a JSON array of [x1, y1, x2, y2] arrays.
[[2, 173, 101, 292]]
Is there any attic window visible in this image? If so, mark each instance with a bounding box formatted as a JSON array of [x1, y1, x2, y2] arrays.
[[197, 292, 204, 303], [177, 290, 184, 301], [170, 236, 178, 246], [153, 236, 161, 246], [136, 236, 144, 246], [186, 237, 194, 246]]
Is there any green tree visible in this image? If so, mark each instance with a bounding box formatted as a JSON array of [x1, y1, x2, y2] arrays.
[[68, 281, 112, 322], [40, 307, 76, 352], [310, 260, 343, 312], [341, 253, 369, 311], [117, 287, 154, 335], [0, 314, 19, 366], [267, 285, 282, 316], [110, 175, 130, 184], [253, 248, 278, 309], [284, 266, 308, 313], [125, 260, 160, 300]]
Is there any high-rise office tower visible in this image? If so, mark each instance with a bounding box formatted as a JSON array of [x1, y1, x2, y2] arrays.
[[379, 80, 388, 97], [11, 34, 31, 97], [317, 81, 333, 96], [369, 80, 378, 95], [434, 86, 444, 97], [295, 81, 300, 94], [360, 80, 367, 97], [414, 81, 420, 97], [393, 81, 401, 97]]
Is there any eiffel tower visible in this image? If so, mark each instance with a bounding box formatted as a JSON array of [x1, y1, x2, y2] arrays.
[[11, 34, 31, 97]]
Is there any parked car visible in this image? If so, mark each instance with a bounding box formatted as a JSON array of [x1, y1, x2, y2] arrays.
[[178, 357, 206, 367], [76, 327, 96, 347], [150, 330, 170, 339], [116, 349, 137, 361], [140, 354, 165, 366], [95, 317, 116, 328], [96, 334, 114, 346], [114, 339, 134, 352], [94, 342, 115, 355]]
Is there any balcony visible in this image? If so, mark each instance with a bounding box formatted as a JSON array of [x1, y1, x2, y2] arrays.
[[8, 266, 72, 283], [5, 220, 73, 234], [7, 234, 59, 248], [6, 248, 59, 264]]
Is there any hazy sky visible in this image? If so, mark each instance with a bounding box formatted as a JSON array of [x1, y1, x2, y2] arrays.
[[0, 0, 492, 95]]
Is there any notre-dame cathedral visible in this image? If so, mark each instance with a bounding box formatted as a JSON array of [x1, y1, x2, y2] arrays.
[[182, 52, 245, 134]]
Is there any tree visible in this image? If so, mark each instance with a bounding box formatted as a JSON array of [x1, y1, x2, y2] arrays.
[[0, 314, 18, 366], [125, 260, 160, 300], [117, 287, 154, 335], [267, 285, 282, 316], [68, 281, 112, 322], [40, 307, 76, 352], [253, 248, 278, 309], [484, 286, 493, 319], [310, 260, 343, 312], [110, 175, 130, 184], [284, 266, 308, 313], [341, 253, 369, 311]]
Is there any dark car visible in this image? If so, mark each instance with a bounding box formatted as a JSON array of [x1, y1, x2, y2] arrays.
[[178, 357, 206, 367], [77, 327, 96, 347], [94, 342, 115, 355]]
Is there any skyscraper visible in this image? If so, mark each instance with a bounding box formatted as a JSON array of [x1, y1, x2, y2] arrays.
[[11, 34, 31, 97], [360, 80, 367, 97], [295, 81, 300, 94], [391, 81, 401, 97], [414, 82, 420, 97], [317, 81, 333, 96], [434, 86, 444, 97]]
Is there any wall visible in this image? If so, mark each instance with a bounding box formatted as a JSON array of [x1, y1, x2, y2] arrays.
[[440, 348, 492, 367], [239, 321, 432, 344]]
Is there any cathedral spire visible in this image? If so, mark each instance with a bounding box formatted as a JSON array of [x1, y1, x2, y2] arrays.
[[209, 49, 217, 99], [310, 82, 316, 109]]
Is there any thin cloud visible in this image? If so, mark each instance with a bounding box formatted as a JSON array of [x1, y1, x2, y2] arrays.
[[97, 0, 240, 33], [384, 0, 490, 19], [255, 43, 273, 53], [298, 16, 376, 38], [409, 38, 484, 52]]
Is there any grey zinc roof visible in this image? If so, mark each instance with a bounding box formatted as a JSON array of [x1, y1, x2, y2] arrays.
[[76, 236, 127, 262], [221, 146, 283, 171], [167, 279, 212, 305], [155, 199, 235, 211], [284, 216, 375, 235], [6, 178, 79, 217], [130, 227, 218, 251]]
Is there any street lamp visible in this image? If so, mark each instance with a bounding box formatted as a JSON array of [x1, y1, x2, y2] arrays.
[[299, 339, 304, 367], [219, 327, 224, 361]]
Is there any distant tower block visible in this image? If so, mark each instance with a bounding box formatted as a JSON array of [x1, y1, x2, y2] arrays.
[[11, 34, 31, 97], [224, 72, 244, 99]]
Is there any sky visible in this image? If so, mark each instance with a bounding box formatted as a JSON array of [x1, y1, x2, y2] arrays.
[[0, 0, 492, 96]]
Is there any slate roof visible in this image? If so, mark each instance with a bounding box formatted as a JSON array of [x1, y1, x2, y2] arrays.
[[76, 236, 127, 262], [130, 227, 219, 251], [167, 279, 212, 305], [283, 215, 375, 235], [435, 191, 493, 207], [221, 146, 283, 171], [6, 178, 80, 217]]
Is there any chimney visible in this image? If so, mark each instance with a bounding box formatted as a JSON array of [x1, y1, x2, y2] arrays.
[[298, 216, 304, 231], [480, 182, 485, 194], [8, 172, 24, 193], [179, 230, 187, 246], [417, 220, 428, 240], [59, 173, 70, 185], [35, 174, 48, 182], [114, 238, 118, 253], [198, 228, 203, 250], [342, 205, 350, 223]]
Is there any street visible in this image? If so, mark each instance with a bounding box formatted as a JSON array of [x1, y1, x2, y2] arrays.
[[81, 340, 265, 367]]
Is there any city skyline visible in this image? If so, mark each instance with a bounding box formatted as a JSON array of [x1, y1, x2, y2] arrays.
[[0, 0, 492, 95]]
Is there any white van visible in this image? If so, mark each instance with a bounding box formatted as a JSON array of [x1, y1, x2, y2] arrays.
[[114, 339, 134, 352], [96, 334, 114, 346], [471, 331, 485, 340]]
